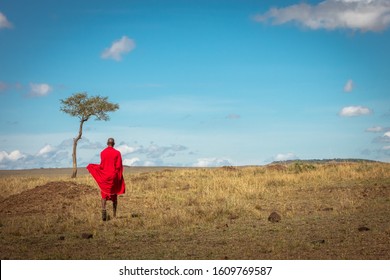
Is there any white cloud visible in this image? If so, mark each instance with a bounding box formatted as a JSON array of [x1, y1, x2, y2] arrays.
[[274, 152, 298, 162], [0, 138, 195, 169], [0, 142, 71, 170], [123, 157, 140, 166], [0, 11, 12, 29], [101, 36, 135, 61], [135, 143, 188, 159], [344, 79, 354, 92], [382, 145, 390, 150], [254, 0, 390, 32], [115, 142, 189, 167], [373, 133, 390, 143], [141, 160, 159, 167], [123, 158, 161, 167], [339, 106, 372, 117], [0, 150, 26, 169], [79, 138, 104, 150], [193, 157, 233, 167], [116, 144, 138, 155], [143, 144, 166, 158], [170, 144, 187, 152], [29, 83, 52, 97], [37, 144, 55, 156], [35, 144, 69, 164], [0, 150, 25, 162], [365, 126, 383, 132]]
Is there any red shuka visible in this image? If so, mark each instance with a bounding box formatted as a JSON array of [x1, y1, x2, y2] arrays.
[[87, 146, 125, 200]]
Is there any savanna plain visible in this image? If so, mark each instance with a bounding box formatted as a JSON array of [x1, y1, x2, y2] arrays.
[[0, 162, 389, 260]]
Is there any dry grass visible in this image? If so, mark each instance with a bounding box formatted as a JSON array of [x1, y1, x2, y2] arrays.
[[0, 162, 389, 259]]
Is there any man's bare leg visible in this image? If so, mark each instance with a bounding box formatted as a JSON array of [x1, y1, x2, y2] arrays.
[[113, 201, 117, 218], [101, 199, 107, 221]]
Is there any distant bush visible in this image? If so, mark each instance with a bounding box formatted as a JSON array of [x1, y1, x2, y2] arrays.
[[288, 162, 316, 174]]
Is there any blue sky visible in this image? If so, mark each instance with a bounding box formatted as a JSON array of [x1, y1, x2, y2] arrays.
[[1, 0, 390, 169]]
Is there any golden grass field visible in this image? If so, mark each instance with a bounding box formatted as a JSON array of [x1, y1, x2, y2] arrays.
[[0, 162, 389, 260]]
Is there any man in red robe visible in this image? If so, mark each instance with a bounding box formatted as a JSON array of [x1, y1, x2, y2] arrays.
[[87, 138, 125, 221]]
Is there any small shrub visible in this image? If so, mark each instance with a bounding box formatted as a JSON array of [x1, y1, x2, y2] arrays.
[[288, 162, 316, 174]]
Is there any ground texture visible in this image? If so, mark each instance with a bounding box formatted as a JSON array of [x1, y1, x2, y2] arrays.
[[0, 163, 389, 259]]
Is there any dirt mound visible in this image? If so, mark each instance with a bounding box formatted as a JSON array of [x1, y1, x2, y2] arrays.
[[0, 181, 97, 216]]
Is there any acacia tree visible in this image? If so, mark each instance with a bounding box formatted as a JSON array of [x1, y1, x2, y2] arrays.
[[60, 92, 119, 178]]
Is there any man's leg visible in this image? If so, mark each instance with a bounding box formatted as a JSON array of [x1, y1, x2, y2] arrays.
[[113, 201, 117, 218], [113, 195, 118, 218], [101, 198, 107, 221]]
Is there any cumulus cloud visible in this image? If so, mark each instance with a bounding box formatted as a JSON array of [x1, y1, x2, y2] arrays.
[[35, 144, 69, 164], [360, 146, 390, 159], [118, 143, 188, 167], [123, 157, 140, 166], [365, 126, 384, 132], [116, 144, 138, 155], [136, 143, 187, 159], [0, 11, 12, 29], [193, 157, 233, 167], [339, 106, 372, 117], [29, 83, 52, 97], [344, 79, 354, 92], [79, 138, 105, 150], [143, 144, 168, 158], [254, 0, 390, 32], [122, 157, 161, 167], [37, 144, 55, 156], [0, 141, 72, 170], [274, 152, 298, 162], [372, 132, 390, 143], [101, 36, 135, 61], [0, 139, 191, 169], [0, 150, 25, 162]]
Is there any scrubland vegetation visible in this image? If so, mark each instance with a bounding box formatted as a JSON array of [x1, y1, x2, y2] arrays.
[[0, 162, 389, 259]]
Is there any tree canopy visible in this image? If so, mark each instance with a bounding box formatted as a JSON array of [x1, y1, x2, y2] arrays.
[[60, 92, 119, 122]]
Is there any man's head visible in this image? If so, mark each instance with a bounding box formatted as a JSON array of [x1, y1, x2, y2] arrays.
[[107, 138, 115, 147]]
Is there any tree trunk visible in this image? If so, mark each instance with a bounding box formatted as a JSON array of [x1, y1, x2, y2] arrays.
[[71, 119, 86, 178], [71, 139, 78, 178]]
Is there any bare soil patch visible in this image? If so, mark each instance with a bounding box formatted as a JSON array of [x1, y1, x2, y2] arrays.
[[0, 181, 96, 216]]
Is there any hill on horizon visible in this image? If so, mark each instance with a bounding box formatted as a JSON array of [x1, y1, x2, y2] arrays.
[[270, 158, 381, 165]]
